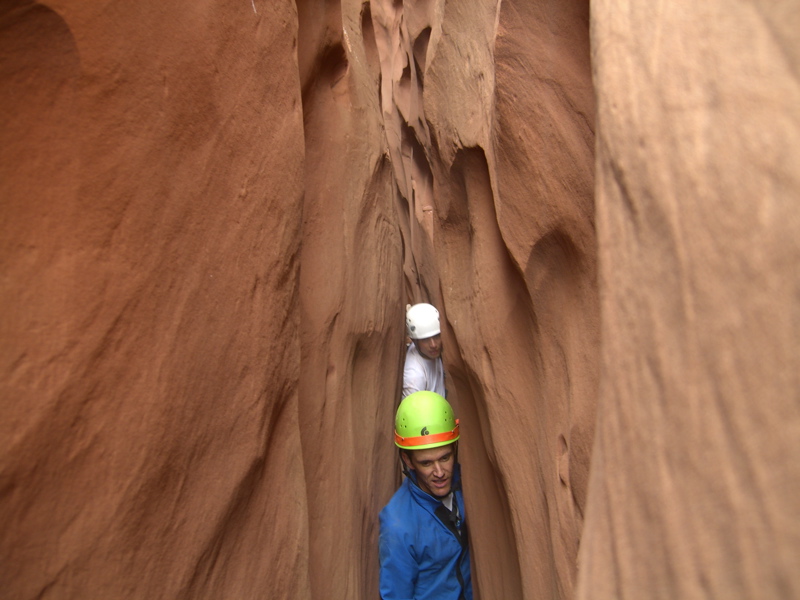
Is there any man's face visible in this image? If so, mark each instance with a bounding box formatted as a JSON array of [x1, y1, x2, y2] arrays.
[[403, 444, 455, 498], [414, 334, 442, 360]]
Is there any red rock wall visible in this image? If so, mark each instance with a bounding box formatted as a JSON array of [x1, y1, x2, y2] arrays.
[[2, 0, 799, 599], [1, 1, 311, 598], [396, 1, 598, 598], [579, 3, 800, 598], [295, 1, 402, 598]]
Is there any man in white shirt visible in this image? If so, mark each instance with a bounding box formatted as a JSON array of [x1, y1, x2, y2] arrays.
[[403, 303, 446, 398]]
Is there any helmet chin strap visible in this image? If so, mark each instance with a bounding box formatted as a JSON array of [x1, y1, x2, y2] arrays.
[[398, 448, 413, 479]]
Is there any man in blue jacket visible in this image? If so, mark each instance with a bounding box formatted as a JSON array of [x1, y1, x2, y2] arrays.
[[379, 391, 472, 600]]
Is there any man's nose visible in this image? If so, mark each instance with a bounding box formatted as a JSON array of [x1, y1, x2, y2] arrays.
[[432, 462, 444, 477]]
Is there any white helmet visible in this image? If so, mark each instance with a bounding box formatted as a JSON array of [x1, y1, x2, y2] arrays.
[[406, 303, 440, 340]]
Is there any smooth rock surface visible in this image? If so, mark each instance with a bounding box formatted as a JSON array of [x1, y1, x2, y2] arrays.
[[580, 2, 800, 598], [1, 1, 310, 598]]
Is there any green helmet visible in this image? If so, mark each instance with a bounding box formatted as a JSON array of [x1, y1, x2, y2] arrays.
[[395, 391, 460, 450]]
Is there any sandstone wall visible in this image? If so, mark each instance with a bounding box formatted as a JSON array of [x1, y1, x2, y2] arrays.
[[402, 1, 598, 598], [295, 1, 402, 597], [2, 0, 799, 599], [1, 1, 311, 598], [580, 2, 800, 598]]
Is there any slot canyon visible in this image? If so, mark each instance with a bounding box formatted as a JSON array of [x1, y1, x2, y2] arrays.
[[1, 0, 798, 598]]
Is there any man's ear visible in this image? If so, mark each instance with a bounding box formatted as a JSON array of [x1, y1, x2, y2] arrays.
[[401, 450, 414, 471]]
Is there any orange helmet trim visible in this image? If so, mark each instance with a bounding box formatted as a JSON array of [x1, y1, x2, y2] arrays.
[[395, 420, 460, 448]]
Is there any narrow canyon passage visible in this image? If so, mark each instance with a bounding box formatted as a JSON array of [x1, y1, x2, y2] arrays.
[[296, 1, 597, 598], [1, 1, 798, 599]]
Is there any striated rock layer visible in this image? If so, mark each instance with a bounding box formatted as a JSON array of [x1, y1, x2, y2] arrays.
[[2, 0, 799, 599]]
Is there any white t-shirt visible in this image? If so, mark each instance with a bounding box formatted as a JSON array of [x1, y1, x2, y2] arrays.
[[442, 491, 455, 512], [402, 342, 446, 398]]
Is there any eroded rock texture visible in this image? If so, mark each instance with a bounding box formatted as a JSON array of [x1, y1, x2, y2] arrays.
[[295, 1, 401, 598], [411, 2, 597, 598], [579, 3, 800, 599], [1, 1, 310, 598], [2, 0, 799, 599]]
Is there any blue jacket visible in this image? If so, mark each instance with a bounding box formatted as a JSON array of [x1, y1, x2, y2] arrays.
[[379, 466, 472, 600]]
